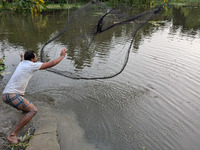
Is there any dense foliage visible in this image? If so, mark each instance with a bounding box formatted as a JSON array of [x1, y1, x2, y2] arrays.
[[0, 0, 47, 14], [0, 0, 168, 10], [0, 0, 199, 14], [13, 0, 47, 14], [1, 0, 200, 14], [0, 56, 5, 72]]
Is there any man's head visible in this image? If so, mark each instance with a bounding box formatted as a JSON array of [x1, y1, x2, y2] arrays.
[[24, 50, 37, 62]]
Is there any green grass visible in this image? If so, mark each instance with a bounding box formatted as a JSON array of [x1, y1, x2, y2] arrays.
[[0, 3, 13, 11], [46, 3, 83, 9]]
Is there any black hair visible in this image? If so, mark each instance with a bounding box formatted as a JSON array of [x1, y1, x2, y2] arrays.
[[24, 50, 35, 60]]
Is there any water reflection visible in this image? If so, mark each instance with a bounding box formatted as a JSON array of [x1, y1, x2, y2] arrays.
[[0, 6, 200, 70], [0, 11, 68, 53], [173, 6, 200, 31]]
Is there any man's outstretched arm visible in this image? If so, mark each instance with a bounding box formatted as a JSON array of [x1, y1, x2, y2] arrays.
[[39, 48, 67, 70]]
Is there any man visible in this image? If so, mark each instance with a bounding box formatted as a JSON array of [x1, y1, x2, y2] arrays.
[[2, 48, 67, 143]]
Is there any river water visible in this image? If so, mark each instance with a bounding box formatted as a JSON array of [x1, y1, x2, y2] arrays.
[[0, 6, 200, 150]]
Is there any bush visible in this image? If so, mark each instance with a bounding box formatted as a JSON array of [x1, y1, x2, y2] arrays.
[[0, 56, 5, 71], [12, 0, 47, 14]]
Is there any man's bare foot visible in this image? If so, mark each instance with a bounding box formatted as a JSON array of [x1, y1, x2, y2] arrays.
[[7, 134, 18, 144]]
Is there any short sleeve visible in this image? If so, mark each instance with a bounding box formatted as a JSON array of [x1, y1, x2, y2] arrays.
[[30, 62, 43, 71]]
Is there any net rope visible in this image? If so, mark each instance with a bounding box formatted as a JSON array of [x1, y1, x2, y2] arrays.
[[40, 0, 161, 80]]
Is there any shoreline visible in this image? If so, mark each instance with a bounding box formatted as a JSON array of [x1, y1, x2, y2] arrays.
[[26, 120, 60, 150], [1, 2, 200, 13]]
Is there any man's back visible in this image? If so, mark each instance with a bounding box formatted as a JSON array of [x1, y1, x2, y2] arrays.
[[3, 60, 42, 95]]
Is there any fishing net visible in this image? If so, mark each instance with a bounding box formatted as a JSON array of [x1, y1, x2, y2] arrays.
[[40, 0, 160, 79]]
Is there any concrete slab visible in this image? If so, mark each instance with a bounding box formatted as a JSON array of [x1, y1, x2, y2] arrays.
[[26, 121, 60, 150]]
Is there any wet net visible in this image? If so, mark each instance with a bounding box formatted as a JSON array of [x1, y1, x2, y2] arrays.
[[40, 0, 160, 80]]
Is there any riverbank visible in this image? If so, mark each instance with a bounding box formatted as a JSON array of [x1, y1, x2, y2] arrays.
[[0, 99, 60, 150], [26, 117, 60, 150], [1, 1, 200, 13]]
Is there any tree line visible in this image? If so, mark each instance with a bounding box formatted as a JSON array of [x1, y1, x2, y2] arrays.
[[1, 0, 168, 8]]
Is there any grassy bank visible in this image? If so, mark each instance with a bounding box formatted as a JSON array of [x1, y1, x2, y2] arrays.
[[46, 3, 83, 9], [44, 1, 200, 10], [1, 1, 200, 12]]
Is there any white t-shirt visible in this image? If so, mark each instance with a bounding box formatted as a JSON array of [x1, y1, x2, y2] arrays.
[[3, 60, 43, 95]]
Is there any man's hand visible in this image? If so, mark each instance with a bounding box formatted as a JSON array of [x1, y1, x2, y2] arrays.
[[40, 48, 67, 70], [20, 53, 24, 61], [60, 48, 67, 57]]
